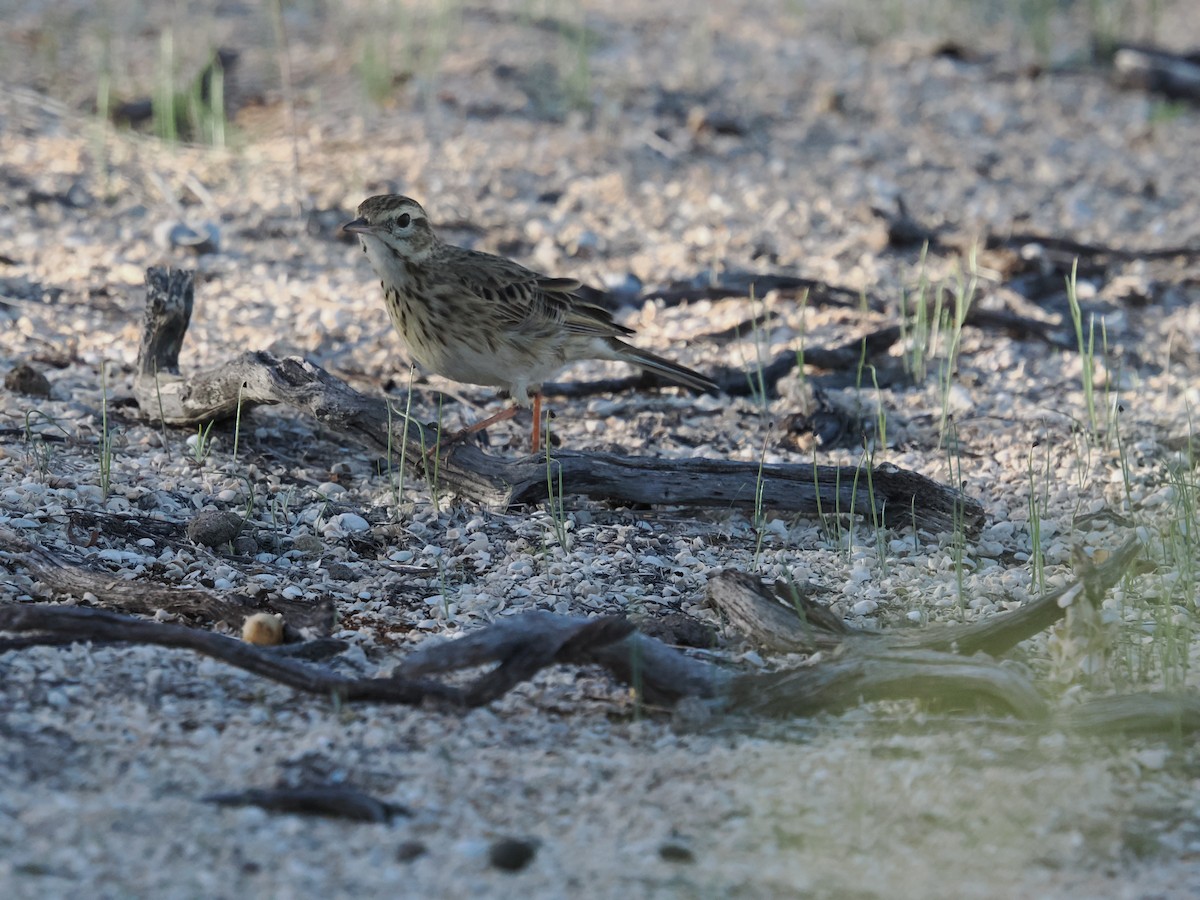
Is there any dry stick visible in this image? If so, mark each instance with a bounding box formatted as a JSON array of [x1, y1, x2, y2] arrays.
[[132, 268, 980, 533], [1111, 43, 1200, 103], [641, 272, 885, 312], [0, 598, 1039, 717], [0, 604, 459, 705], [0, 603, 712, 709], [727, 649, 1049, 720], [0, 534, 1168, 725], [1062, 692, 1200, 736], [399, 610, 728, 706], [543, 325, 905, 399], [710, 535, 1143, 658], [706, 537, 1145, 720], [204, 786, 405, 823], [0, 525, 335, 635]]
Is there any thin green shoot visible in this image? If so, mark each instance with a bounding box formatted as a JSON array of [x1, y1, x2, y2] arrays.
[[232, 380, 246, 463], [357, 31, 394, 105], [23, 409, 64, 482], [1026, 444, 1048, 595], [267, 0, 302, 211], [153, 29, 177, 143], [944, 418, 967, 613], [152, 364, 170, 459], [846, 451, 864, 565], [398, 366, 416, 502], [236, 473, 257, 523], [421, 395, 445, 513], [98, 362, 114, 499], [937, 251, 975, 446], [270, 486, 295, 533], [869, 363, 887, 450], [544, 415, 570, 552], [751, 434, 770, 572], [778, 569, 814, 640], [862, 442, 888, 578], [191, 52, 227, 147], [1065, 259, 1100, 438], [192, 420, 216, 463], [562, 5, 593, 113], [793, 287, 810, 396], [745, 285, 771, 412], [900, 242, 933, 383]]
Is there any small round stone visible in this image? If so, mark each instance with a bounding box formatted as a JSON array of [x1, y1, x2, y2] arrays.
[[488, 837, 538, 872]]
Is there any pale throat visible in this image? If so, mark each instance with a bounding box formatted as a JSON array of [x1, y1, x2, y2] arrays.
[[361, 234, 432, 285]]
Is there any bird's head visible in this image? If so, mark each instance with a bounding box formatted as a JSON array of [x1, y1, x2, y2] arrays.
[[343, 195, 437, 263]]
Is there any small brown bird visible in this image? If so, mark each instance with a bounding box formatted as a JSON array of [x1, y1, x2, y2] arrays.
[[343, 195, 716, 452]]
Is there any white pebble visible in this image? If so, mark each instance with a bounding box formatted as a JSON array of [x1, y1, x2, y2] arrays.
[[337, 512, 370, 532]]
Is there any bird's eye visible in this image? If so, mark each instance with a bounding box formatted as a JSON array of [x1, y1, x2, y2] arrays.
[[396, 213, 411, 228]]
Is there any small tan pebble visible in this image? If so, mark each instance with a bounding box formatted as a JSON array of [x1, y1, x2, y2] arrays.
[[4, 362, 52, 398], [187, 508, 244, 547], [242, 612, 284, 645]]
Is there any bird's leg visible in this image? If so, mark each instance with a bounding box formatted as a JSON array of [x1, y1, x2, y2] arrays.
[[435, 404, 521, 456]]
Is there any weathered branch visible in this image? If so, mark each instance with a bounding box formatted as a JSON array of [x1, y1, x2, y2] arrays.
[[727, 649, 1049, 720], [4, 529, 1191, 732], [0, 604, 458, 705], [129, 267, 981, 533], [0, 525, 335, 636], [1062, 692, 1200, 735], [399, 609, 730, 705], [709, 535, 1142, 658]]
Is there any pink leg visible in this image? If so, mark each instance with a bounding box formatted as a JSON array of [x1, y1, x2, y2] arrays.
[[439, 404, 520, 454]]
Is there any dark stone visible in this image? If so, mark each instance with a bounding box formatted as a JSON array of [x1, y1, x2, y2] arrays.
[[395, 840, 427, 863], [4, 363, 51, 398], [658, 842, 695, 863], [186, 508, 244, 548], [489, 837, 538, 872]]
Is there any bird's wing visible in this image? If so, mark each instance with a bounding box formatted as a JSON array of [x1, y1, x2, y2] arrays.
[[450, 248, 632, 339]]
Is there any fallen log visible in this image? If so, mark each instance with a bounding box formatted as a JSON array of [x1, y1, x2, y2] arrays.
[[130, 267, 981, 533]]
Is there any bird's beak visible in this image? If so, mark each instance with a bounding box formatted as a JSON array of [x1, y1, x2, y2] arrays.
[[342, 216, 374, 236]]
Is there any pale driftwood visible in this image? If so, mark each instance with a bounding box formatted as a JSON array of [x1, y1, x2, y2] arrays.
[[702, 536, 1151, 721], [130, 267, 981, 532], [5, 535, 1194, 729], [1062, 692, 1200, 736], [709, 535, 1142, 658], [706, 570, 849, 654], [709, 572, 1049, 718], [0, 598, 1041, 718], [0, 526, 335, 636], [728, 649, 1048, 720]]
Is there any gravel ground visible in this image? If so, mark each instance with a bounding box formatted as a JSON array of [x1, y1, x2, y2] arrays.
[[3, 1, 1200, 896]]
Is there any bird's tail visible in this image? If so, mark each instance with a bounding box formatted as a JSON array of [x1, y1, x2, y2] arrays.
[[614, 343, 718, 393]]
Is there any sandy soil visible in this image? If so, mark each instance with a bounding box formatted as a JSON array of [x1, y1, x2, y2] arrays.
[[2, 1, 1200, 896]]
